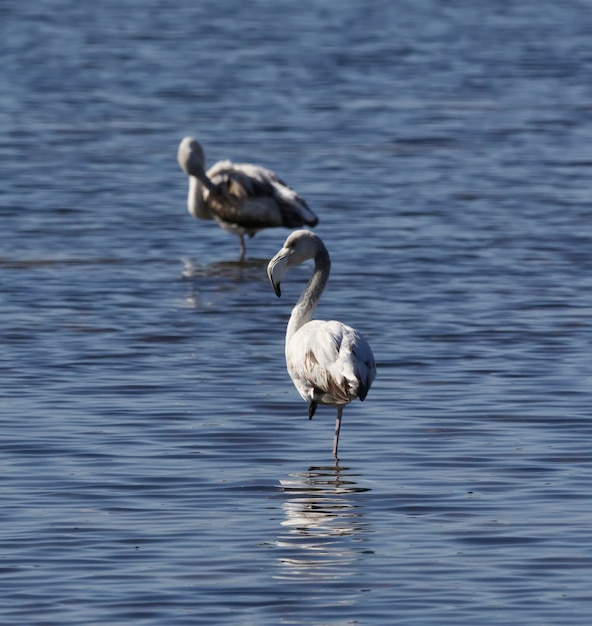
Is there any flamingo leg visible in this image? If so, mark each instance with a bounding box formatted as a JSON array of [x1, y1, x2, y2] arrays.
[[238, 234, 246, 261], [333, 406, 343, 460]]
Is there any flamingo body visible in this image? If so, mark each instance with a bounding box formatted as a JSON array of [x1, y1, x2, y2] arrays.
[[177, 137, 318, 259], [267, 230, 376, 458], [287, 319, 374, 410]]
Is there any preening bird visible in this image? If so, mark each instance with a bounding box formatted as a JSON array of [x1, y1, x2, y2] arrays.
[[177, 137, 318, 260], [267, 230, 376, 459]]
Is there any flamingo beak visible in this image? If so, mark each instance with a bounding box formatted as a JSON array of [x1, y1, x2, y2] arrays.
[[177, 138, 217, 192], [187, 156, 217, 192], [267, 248, 290, 297]]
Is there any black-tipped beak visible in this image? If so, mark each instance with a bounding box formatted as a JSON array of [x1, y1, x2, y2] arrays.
[[267, 249, 290, 298]]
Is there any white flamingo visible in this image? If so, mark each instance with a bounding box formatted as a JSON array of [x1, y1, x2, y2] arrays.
[[177, 137, 318, 260], [267, 230, 376, 459]]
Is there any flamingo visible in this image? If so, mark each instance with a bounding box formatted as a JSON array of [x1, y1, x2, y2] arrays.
[[177, 137, 318, 260], [267, 230, 376, 459]]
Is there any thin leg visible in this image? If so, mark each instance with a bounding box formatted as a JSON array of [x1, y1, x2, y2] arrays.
[[238, 234, 246, 261], [332, 406, 343, 460]]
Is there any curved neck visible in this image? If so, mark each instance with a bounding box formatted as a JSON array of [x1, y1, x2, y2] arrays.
[[286, 246, 330, 347], [187, 177, 213, 220]]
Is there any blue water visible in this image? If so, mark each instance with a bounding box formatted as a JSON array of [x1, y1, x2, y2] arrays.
[[2, 0, 592, 624]]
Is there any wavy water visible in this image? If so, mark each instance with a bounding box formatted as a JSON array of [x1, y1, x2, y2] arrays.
[[2, 0, 592, 624]]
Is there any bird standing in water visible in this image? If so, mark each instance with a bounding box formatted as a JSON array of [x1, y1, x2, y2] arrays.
[[177, 137, 318, 260], [267, 230, 376, 460]]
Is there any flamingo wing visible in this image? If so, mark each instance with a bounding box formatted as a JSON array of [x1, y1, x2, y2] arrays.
[[206, 161, 318, 229], [287, 320, 375, 406]]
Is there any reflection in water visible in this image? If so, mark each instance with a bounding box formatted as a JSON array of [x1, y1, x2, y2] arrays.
[[274, 465, 371, 580], [181, 257, 269, 280], [180, 257, 269, 308]]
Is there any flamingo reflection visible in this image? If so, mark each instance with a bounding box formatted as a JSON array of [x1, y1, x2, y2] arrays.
[[274, 465, 371, 580]]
